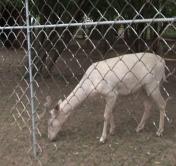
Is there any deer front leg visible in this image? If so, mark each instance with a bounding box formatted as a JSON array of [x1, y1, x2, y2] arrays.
[[109, 113, 116, 135], [100, 92, 116, 143], [150, 88, 166, 136], [136, 99, 152, 133]]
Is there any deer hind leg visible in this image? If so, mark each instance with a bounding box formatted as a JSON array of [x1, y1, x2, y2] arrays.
[[146, 81, 166, 136], [100, 91, 117, 143], [136, 99, 152, 133]]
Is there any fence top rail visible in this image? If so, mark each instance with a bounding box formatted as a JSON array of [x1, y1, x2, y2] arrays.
[[0, 17, 175, 30]]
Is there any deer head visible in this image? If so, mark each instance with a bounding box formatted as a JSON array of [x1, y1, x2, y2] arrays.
[[47, 99, 70, 141]]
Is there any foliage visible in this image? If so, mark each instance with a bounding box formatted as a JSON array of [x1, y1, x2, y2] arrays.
[[0, 0, 23, 10], [0, 0, 175, 22], [88, 0, 176, 20]]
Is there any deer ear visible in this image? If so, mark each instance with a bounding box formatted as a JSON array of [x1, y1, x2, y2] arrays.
[[39, 96, 52, 119], [44, 96, 52, 108], [49, 99, 62, 118], [58, 99, 62, 105], [50, 104, 59, 118]]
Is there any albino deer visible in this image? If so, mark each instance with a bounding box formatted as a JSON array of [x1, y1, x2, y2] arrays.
[[46, 52, 166, 143]]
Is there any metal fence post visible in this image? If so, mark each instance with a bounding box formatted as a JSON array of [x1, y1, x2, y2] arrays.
[[25, 0, 37, 158]]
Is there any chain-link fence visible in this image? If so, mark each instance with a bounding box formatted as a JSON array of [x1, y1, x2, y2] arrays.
[[1, 0, 176, 165]]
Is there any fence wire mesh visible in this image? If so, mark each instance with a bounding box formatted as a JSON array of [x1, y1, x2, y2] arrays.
[[1, 0, 176, 165]]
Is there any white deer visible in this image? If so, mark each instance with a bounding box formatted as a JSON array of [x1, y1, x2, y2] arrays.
[[47, 52, 166, 143]]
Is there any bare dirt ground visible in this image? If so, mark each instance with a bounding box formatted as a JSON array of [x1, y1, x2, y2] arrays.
[[1, 49, 176, 166]]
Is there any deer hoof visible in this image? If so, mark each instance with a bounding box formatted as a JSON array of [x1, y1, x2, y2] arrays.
[[156, 129, 163, 137], [136, 123, 144, 133], [99, 137, 106, 143]]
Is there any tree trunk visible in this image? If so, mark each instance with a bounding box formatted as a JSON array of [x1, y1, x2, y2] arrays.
[[24, 0, 91, 78], [125, 23, 145, 53], [44, 0, 90, 74], [152, 22, 167, 55]]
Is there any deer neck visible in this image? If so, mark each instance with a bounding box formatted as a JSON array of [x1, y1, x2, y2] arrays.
[[60, 85, 88, 114]]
